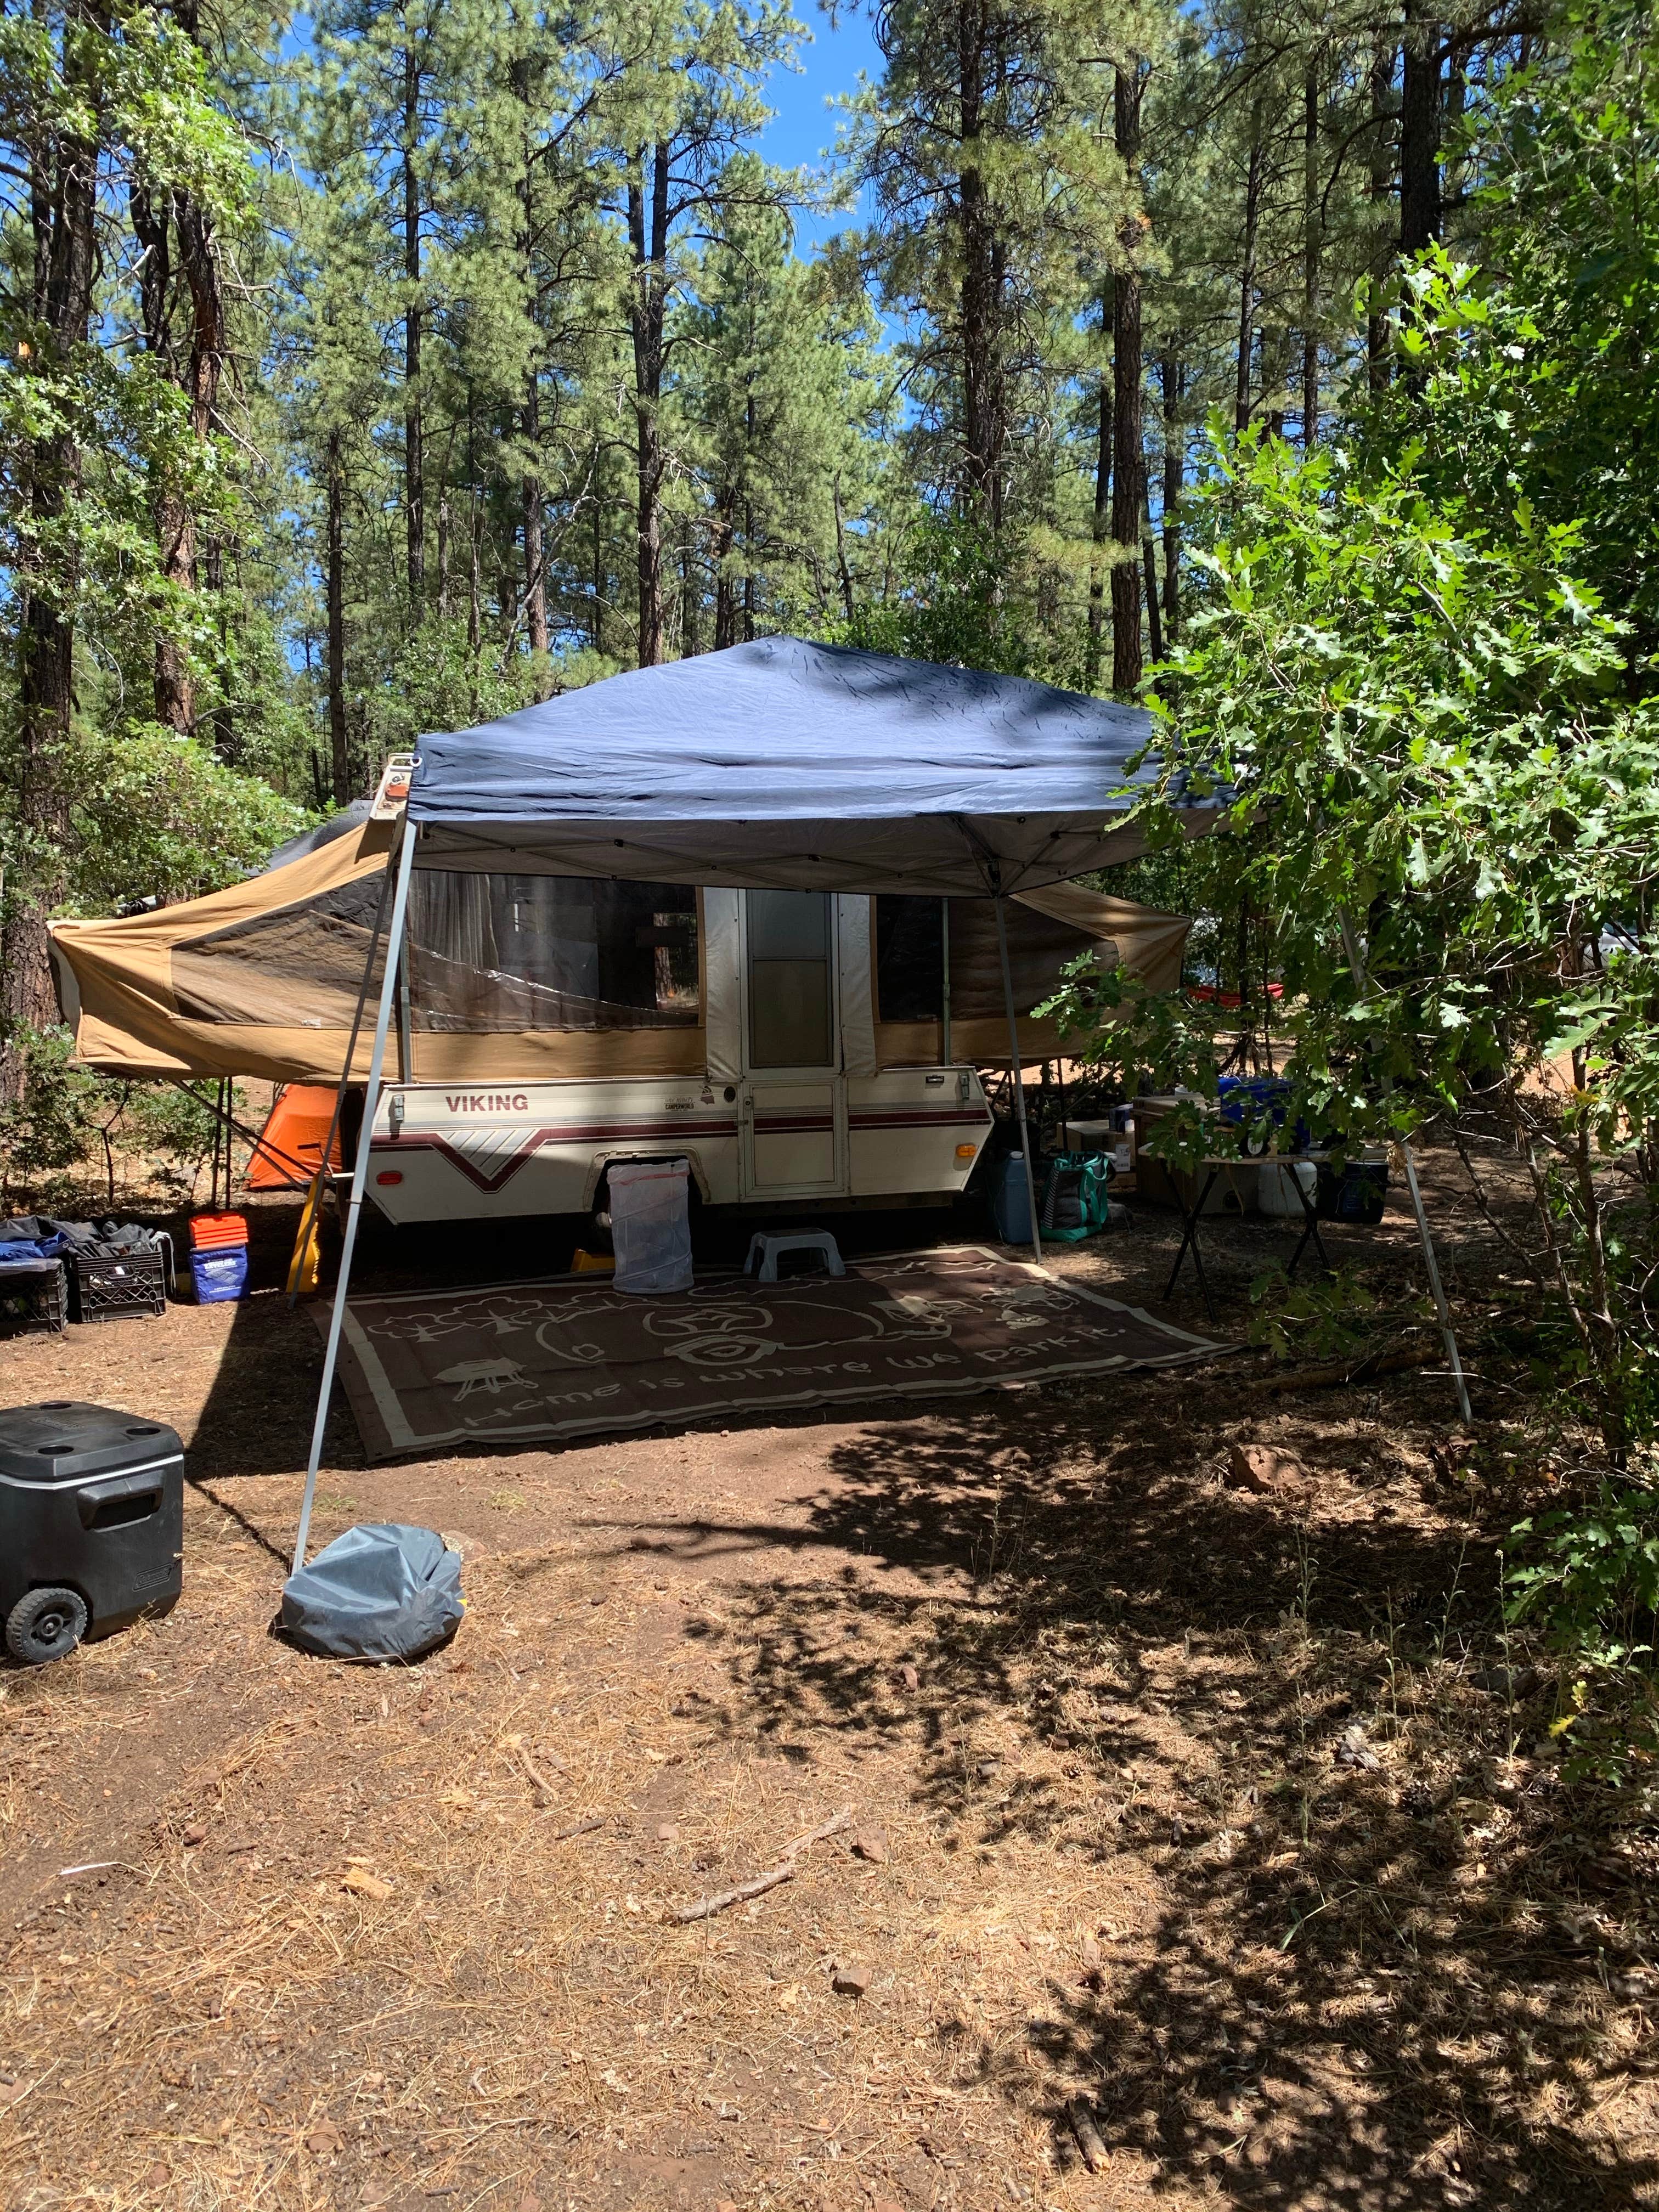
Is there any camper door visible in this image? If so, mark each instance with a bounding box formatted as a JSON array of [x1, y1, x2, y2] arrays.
[[737, 889, 848, 1199]]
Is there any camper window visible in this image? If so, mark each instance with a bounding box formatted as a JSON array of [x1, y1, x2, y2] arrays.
[[168, 870, 702, 1036], [874, 895, 945, 1022], [171, 874, 391, 1029], [747, 889, 833, 1067], [405, 874, 700, 1033]]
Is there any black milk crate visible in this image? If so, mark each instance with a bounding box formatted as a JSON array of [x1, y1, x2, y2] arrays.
[[0, 1262, 69, 1338], [69, 1243, 170, 1324]]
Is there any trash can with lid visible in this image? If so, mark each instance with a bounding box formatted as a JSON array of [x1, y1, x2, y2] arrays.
[[0, 1401, 184, 1664]]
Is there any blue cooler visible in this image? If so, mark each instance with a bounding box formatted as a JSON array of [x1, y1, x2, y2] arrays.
[[191, 1246, 249, 1302]]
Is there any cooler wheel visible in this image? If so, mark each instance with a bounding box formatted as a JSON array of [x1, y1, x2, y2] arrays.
[[4, 1585, 88, 1666]]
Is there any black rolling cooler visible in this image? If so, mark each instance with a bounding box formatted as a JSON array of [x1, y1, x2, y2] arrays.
[[0, 1402, 184, 1664]]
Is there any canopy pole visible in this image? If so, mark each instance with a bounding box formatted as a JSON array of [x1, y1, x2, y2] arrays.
[[1402, 1141, 1475, 1426], [940, 895, 952, 1065], [293, 823, 417, 1576], [286, 858, 396, 1312], [994, 891, 1042, 1265], [1338, 906, 1471, 1427], [166, 1080, 314, 1186]]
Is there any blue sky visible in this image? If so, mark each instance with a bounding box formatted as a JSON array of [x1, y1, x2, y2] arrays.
[[756, 4, 884, 254]]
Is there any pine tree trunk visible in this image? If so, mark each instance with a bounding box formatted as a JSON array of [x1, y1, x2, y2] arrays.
[[327, 428, 350, 804], [1302, 62, 1321, 448], [629, 143, 669, 666], [1141, 501, 1163, 664], [3, 5, 100, 1103], [713, 486, 737, 649], [522, 371, 548, 687], [957, 0, 1002, 524], [681, 516, 700, 656], [126, 3, 224, 740], [1400, 5, 1442, 256], [1085, 287, 1111, 689], [1368, 38, 1397, 388], [832, 475, 855, 623], [513, 64, 548, 689], [1235, 104, 1264, 432], [1110, 69, 1144, 696], [743, 490, 757, 644], [403, 43, 425, 608], [742, 388, 757, 640], [1160, 356, 1182, 644], [591, 496, 605, 653]]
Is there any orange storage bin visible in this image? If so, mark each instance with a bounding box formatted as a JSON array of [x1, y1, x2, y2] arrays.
[[189, 1211, 249, 1252]]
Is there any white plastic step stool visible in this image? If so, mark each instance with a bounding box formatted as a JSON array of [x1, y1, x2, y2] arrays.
[[743, 1229, 845, 1284]]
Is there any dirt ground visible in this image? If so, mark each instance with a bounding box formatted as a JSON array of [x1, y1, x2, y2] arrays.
[[2, 1166, 1656, 2211]]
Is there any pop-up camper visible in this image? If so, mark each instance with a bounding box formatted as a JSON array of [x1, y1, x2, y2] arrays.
[[50, 789, 1190, 1224]]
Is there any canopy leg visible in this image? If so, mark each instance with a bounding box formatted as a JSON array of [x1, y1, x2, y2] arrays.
[[293, 825, 417, 1576], [940, 894, 952, 1066], [994, 893, 1043, 1266], [1401, 1141, 1474, 1426], [286, 857, 396, 1311], [1338, 904, 1472, 1429]]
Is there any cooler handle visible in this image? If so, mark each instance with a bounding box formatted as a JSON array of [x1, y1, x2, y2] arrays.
[[76, 1472, 163, 1530]]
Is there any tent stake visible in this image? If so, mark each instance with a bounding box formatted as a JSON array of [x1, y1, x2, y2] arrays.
[[994, 892, 1043, 1265], [293, 824, 417, 1575], [286, 857, 396, 1311]]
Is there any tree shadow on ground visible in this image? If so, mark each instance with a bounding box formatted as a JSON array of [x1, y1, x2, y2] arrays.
[[662, 1390, 1654, 2211]]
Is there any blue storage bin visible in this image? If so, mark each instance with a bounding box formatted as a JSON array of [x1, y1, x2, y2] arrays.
[[1316, 1160, 1390, 1226], [1218, 1076, 1310, 1154], [191, 1246, 249, 1302], [990, 1153, 1034, 1244]]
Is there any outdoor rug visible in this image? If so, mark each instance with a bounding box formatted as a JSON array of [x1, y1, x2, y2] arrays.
[[317, 1245, 1231, 1462]]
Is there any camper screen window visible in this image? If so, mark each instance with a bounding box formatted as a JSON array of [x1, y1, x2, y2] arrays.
[[874, 895, 944, 1022], [408, 875, 699, 1031]]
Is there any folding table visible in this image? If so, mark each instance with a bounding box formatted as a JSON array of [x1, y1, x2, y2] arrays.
[[1161, 1155, 1331, 1324]]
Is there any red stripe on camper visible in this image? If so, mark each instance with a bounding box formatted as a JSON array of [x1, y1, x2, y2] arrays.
[[369, 1119, 737, 1194], [847, 1109, 992, 1131]]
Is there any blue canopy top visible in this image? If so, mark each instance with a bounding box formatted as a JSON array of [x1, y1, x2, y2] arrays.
[[408, 635, 1199, 897]]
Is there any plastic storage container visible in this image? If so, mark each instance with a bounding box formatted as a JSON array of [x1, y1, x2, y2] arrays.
[[0, 1262, 68, 1338], [70, 1239, 170, 1323], [1317, 1159, 1390, 1225], [0, 1401, 184, 1663], [1259, 1161, 1317, 1217], [1217, 1075, 1310, 1155], [990, 1152, 1035, 1244], [189, 1211, 248, 1251], [189, 1210, 248, 1301], [608, 1158, 693, 1295]]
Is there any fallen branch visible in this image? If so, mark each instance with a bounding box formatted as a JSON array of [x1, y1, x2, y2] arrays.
[[672, 1805, 854, 1925], [520, 1747, 565, 1799], [547, 1815, 603, 1841], [1068, 2096, 1109, 2172], [776, 1807, 855, 1857], [1251, 1346, 1438, 1396], [673, 1864, 795, 1923]]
